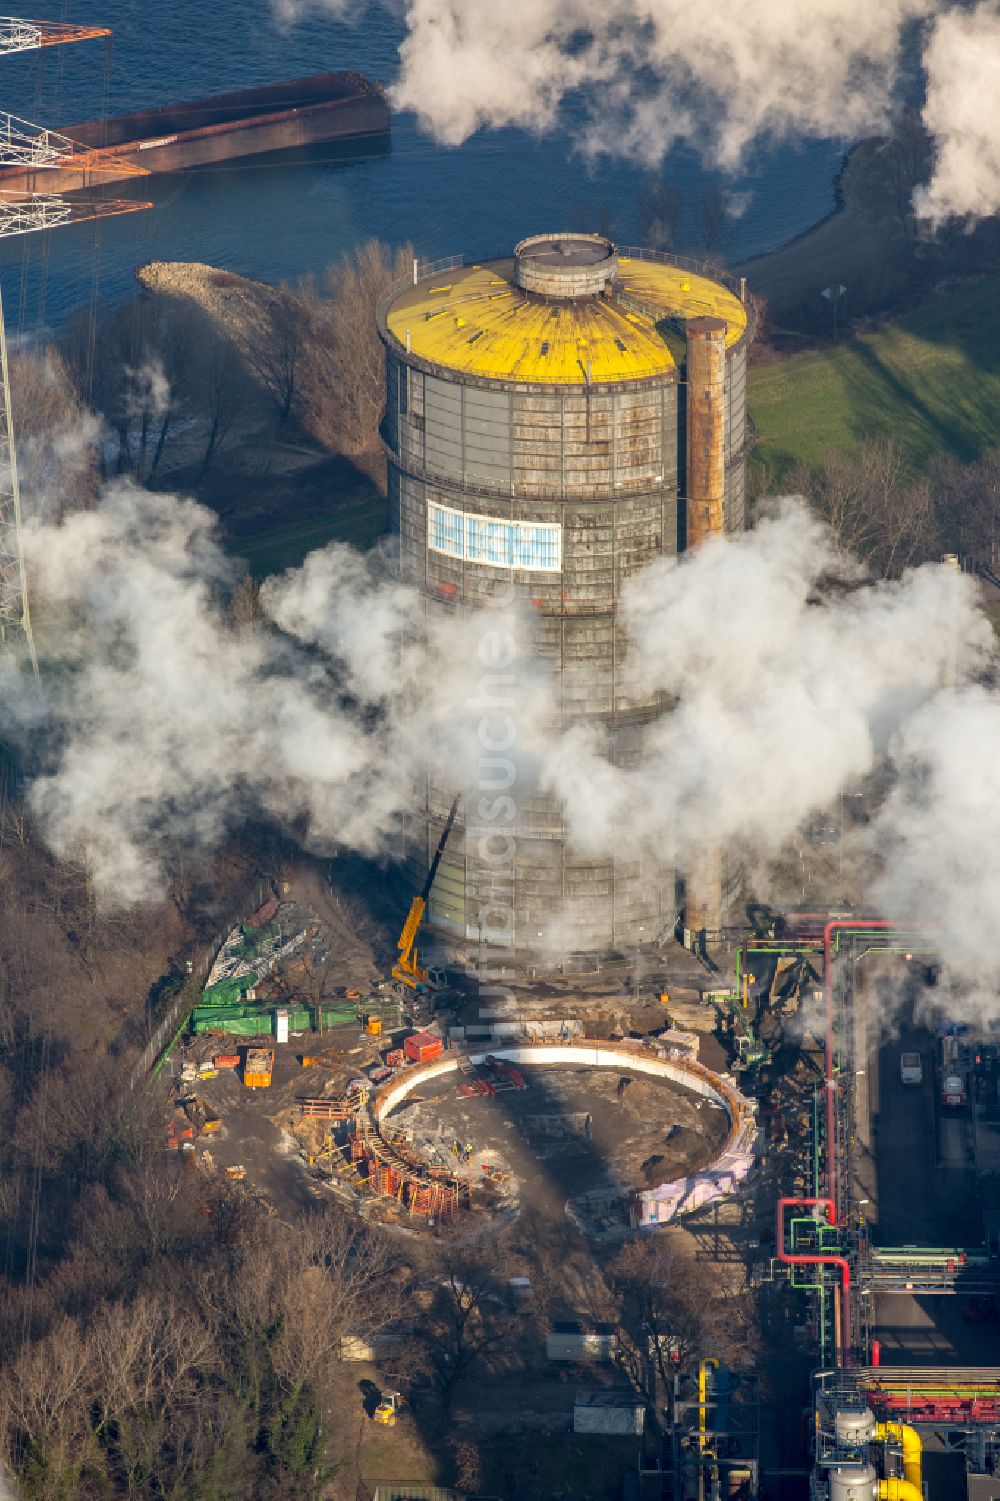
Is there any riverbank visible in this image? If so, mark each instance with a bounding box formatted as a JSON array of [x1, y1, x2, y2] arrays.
[[736, 139, 911, 330]]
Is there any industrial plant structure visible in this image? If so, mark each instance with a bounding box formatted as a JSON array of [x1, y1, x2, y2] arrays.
[[379, 233, 752, 963]]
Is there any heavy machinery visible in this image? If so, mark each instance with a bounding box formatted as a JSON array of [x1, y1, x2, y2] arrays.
[[373, 1390, 403, 1426], [392, 796, 459, 989], [941, 1033, 966, 1108], [243, 1047, 274, 1089]]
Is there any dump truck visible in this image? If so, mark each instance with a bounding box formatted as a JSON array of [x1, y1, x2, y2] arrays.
[[244, 1047, 274, 1089]]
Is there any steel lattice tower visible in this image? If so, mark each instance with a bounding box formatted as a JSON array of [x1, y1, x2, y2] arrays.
[[0, 19, 150, 670]]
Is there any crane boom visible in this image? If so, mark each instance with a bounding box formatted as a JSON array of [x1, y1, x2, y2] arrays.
[[0, 112, 149, 175], [0, 18, 111, 54], [392, 796, 460, 989], [0, 12, 152, 676], [422, 795, 460, 901], [0, 191, 151, 237]]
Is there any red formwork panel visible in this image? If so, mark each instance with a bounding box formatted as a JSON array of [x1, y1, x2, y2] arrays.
[[404, 1032, 443, 1064]]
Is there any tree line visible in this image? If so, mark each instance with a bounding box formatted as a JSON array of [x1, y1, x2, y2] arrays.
[[26, 240, 415, 493], [0, 1054, 753, 1501], [752, 437, 1000, 581]]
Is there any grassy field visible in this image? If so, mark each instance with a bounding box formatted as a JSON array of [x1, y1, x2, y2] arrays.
[[749, 272, 1000, 482]]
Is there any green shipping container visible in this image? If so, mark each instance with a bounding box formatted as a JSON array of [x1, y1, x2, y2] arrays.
[[189, 1001, 363, 1037], [201, 973, 259, 1008]]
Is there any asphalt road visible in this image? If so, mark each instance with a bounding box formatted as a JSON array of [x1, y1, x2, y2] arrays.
[[871, 1015, 996, 1366]]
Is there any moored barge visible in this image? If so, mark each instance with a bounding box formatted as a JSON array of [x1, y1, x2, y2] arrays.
[[0, 70, 389, 195]]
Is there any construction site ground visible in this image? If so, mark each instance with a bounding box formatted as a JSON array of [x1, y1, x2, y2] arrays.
[[384, 1061, 731, 1232], [169, 1020, 386, 1219], [159, 862, 786, 1498]]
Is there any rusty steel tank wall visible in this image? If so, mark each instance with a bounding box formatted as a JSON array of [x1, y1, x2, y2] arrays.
[[380, 245, 750, 964], [384, 349, 677, 956], [400, 781, 668, 957], [385, 357, 680, 650]]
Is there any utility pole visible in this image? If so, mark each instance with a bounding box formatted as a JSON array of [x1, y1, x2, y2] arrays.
[[0, 291, 35, 669], [0, 21, 150, 672], [821, 283, 847, 341]]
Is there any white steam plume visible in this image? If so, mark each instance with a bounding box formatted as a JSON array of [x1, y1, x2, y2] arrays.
[[391, 0, 933, 168], [11, 485, 538, 906], [9, 479, 1000, 1006], [18, 486, 394, 903], [125, 355, 170, 424], [913, 1, 1000, 225], [541, 503, 992, 865], [278, 0, 1000, 224], [270, 0, 354, 22], [873, 689, 1000, 1001]]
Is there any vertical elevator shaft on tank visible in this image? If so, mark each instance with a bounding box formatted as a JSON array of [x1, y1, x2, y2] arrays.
[[685, 315, 728, 546], [684, 315, 729, 948]]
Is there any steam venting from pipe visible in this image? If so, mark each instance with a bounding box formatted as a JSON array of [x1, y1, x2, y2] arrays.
[[272, 0, 1000, 224], [4, 481, 1000, 1016]]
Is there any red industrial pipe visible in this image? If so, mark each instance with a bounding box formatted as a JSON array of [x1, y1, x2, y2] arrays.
[[823, 920, 891, 1223], [777, 1196, 852, 1359]]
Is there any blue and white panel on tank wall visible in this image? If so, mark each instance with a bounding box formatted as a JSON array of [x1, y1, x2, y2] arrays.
[[428, 500, 561, 571]]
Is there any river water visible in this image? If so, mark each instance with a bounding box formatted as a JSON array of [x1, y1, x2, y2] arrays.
[[0, 0, 846, 330]]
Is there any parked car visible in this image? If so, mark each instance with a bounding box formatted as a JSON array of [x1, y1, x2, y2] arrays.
[[900, 1051, 923, 1086]]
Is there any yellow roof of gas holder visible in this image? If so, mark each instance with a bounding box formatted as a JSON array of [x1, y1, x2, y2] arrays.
[[384, 255, 747, 386]]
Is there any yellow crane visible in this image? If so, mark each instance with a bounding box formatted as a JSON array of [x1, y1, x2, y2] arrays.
[[392, 796, 460, 989]]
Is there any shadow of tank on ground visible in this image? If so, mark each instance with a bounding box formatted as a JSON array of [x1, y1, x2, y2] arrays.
[[381, 1061, 731, 1234]]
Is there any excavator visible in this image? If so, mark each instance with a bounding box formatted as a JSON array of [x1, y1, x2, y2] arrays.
[[392, 795, 460, 989]]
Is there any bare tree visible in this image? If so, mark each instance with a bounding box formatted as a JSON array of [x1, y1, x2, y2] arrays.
[[696, 184, 734, 256], [144, 303, 198, 483], [303, 239, 414, 456], [639, 176, 684, 254], [8, 347, 100, 520], [930, 447, 1000, 567], [418, 1229, 517, 1410], [605, 1240, 747, 1419], [61, 296, 211, 485], [791, 438, 938, 578], [0, 1315, 94, 1498], [853, 108, 933, 245], [228, 573, 264, 632], [242, 287, 304, 429], [198, 335, 252, 477], [62, 301, 133, 471]]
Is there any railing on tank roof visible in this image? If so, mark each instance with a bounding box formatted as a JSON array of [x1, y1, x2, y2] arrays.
[[378, 244, 750, 322], [614, 243, 744, 296], [410, 253, 465, 282], [412, 246, 744, 294], [377, 246, 756, 376]]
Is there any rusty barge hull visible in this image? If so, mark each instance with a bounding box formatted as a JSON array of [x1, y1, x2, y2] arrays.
[[0, 71, 389, 196]]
